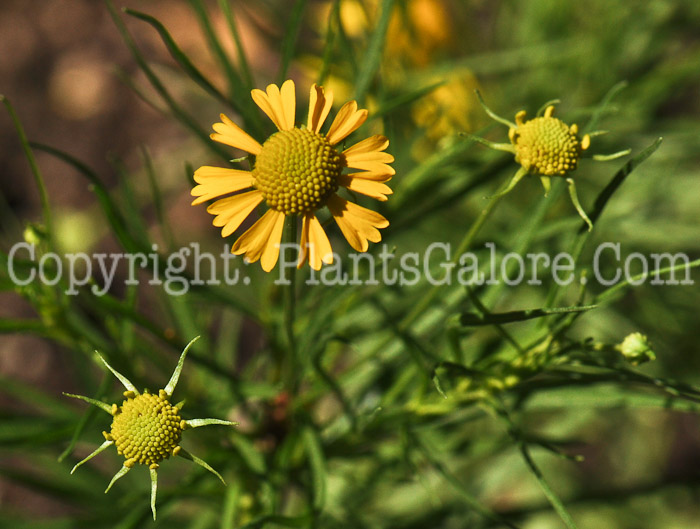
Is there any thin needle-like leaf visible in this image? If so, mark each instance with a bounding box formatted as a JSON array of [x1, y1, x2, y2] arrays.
[[354, 0, 394, 104], [184, 418, 238, 428], [177, 448, 226, 485], [1, 95, 53, 243], [278, 0, 308, 84], [63, 393, 113, 415], [105, 464, 131, 493], [303, 425, 328, 510], [96, 352, 139, 394], [164, 336, 200, 396], [124, 8, 230, 106], [150, 468, 158, 520], [71, 440, 114, 474]]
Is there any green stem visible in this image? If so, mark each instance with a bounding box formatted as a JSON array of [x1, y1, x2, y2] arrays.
[[1, 96, 53, 243], [283, 215, 298, 392], [399, 176, 511, 331]]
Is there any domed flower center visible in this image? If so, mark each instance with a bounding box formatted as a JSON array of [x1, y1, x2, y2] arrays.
[[510, 116, 582, 176], [253, 128, 342, 215], [110, 390, 184, 467]]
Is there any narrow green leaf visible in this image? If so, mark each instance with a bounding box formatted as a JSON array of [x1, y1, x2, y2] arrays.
[[0, 375, 74, 418], [124, 8, 230, 105], [187, 0, 263, 136], [1, 95, 53, 243], [30, 142, 143, 254], [217, 0, 254, 90], [106, 0, 232, 160], [371, 81, 444, 120], [354, 0, 395, 103], [518, 441, 580, 529], [577, 137, 663, 234], [237, 514, 311, 529], [584, 80, 628, 134], [317, 0, 341, 84], [460, 305, 597, 326], [278, 0, 308, 84], [302, 425, 327, 510], [596, 258, 700, 304], [230, 433, 266, 475]]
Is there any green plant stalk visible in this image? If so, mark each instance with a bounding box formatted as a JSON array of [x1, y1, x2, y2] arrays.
[[283, 216, 299, 393], [400, 177, 510, 332], [1, 96, 53, 244]]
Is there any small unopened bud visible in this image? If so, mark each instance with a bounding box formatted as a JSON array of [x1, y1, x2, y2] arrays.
[[617, 332, 655, 365]]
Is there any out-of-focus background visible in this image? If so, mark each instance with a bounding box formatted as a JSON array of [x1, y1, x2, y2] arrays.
[[2, 0, 700, 527]]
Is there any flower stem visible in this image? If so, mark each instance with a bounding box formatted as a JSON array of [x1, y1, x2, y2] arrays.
[[282, 215, 298, 391], [399, 177, 511, 331]]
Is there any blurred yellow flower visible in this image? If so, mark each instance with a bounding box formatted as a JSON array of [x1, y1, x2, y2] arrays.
[[412, 72, 482, 145], [192, 80, 394, 272]]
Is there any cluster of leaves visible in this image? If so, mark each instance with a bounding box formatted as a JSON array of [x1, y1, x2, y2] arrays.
[[1, 1, 700, 528]]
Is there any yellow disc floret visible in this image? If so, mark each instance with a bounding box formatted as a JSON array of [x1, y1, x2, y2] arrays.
[[109, 389, 185, 468], [508, 106, 590, 176], [253, 128, 342, 215]]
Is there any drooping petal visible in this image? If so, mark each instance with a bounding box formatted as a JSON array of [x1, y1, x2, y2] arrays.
[[327, 194, 388, 252], [326, 101, 368, 145], [211, 114, 262, 155], [251, 80, 296, 131], [232, 209, 286, 271], [191, 167, 255, 205], [338, 174, 393, 201], [307, 84, 334, 133], [298, 213, 333, 270], [342, 135, 389, 157], [207, 190, 264, 237], [164, 336, 200, 397], [71, 440, 114, 474]]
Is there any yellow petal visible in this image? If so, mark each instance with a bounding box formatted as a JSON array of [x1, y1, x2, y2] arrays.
[[343, 150, 394, 165], [307, 84, 334, 133], [342, 135, 389, 156], [344, 160, 395, 175], [260, 210, 286, 272], [207, 190, 263, 237], [191, 167, 255, 205], [210, 114, 262, 155], [338, 175, 392, 201], [232, 209, 286, 271], [345, 170, 393, 182], [251, 80, 296, 131], [326, 101, 368, 145], [298, 213, 333, 270], [279, 80, 296, 131], [327, 194, 388, 252]]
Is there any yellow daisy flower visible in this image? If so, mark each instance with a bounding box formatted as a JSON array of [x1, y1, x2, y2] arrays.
[[470, 91, 629, 231], [65, 337, 236, 520], [192, 80, 394, 272]]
